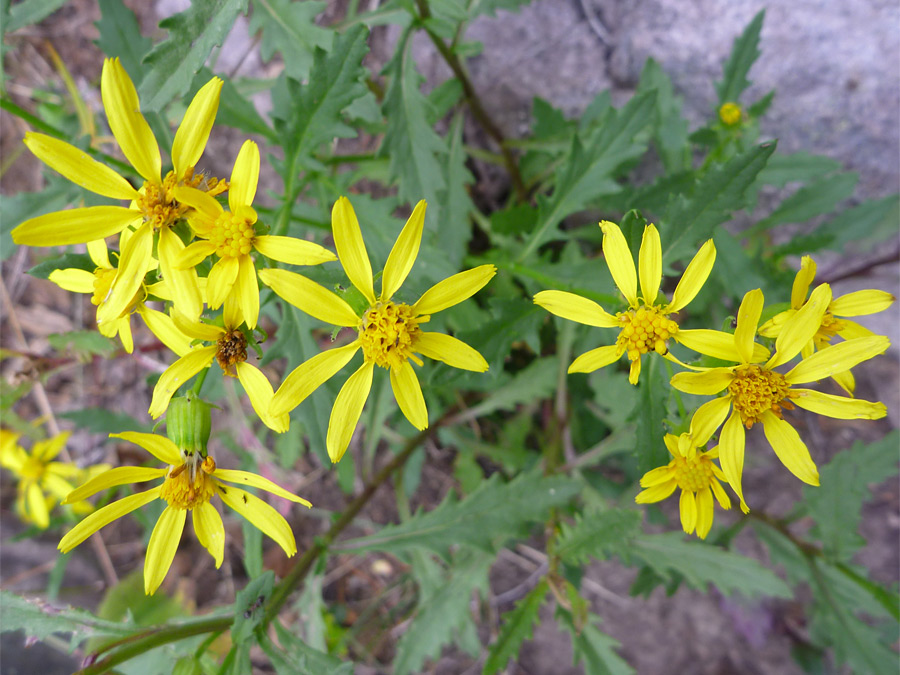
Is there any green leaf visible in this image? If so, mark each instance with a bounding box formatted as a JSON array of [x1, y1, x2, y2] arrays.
[[662, 141, 776, 261], [756, 152, 842, 188], [815, 193, 900, 251], [436, 111, 475, 267], [483, 580, 548, 675], [5, 0, 67, 33], [457, 356, 558, 421], [815, 603, 899, 675], [59, 408, 150, 434], [231, 570, 274, 644], [248, 0, 332, 80], [458, 298, 544, 370], [556, 510, 642, 565], [469, 0, 533, 18], [628, 533, 792, 599], [95, 0, 152, 84], [803, 431, 900, 562], [47, 331, 118, 358], [394, 549, 492, 675], [636, 59, 689, 173], [1, 182, 75, 260], [28, 252, 94, 279], [263, 622, 354, 674], [139, 0, 249, 111], [0, 590, 133, 643], [753, 172, 858, 232], [631, 356, 669, 475], [379, 27, 448, 208], [715, 9, 765, 104], [333, 471, 580, 557], [192, 69, 274, 139], [519, 91, 657, 261], [556, 609, 632, 675], [96, 570, 185, 627]]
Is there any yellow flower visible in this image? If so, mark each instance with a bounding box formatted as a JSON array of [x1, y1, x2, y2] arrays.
[[148, 301, 287, 432], [260, 197, 496, 463], [12, 58, 225, 323], [534, 221, 761, 384], [672, 286, 889, 508], [0, 430, 104, 529], [173, 140, 336, 329], [635, 431, 732, 539], [758, 255, 895, 394], [58, 431, 310, 595], [47, 237, 192, 356], [719, 102, 743, 126]]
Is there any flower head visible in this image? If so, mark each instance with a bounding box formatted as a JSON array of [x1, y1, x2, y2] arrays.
[[672, 287, 889, 508], [535, 221, 753, 384], [636, 431, 732, 539], [758, 255, 895, 394], [718, 102, 743, 127], [173, 140, 336, 329], [260, 197, 496, 463], [12, 58, 225, 322], [58, 431, 310, 595]]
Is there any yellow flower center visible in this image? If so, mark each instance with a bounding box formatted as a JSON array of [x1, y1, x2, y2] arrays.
[[813, 311, 845, 349], [719, 102, 742, 126], [160, 456, 217, 509], [215, 329, 248, 377], [210, 207, 256, 258], [672, 454, 715, 493], [616, 305, 679, 361], [728, 364, 794, 428], [135, 169, 224, 231], [359, 301, 421, 369], [19, 456, 45, 481]]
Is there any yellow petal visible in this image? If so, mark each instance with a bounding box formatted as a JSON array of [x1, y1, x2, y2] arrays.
[[144, 505, 186, 594], [568, 344, 621, 374], [670, 368, 734, 395], [88, 239, 112, 269], [258, 268, 360, 327], [172, 313, 224, 342], [768, 283, 831, 369], [381, 200, 426, 301], [760, 411, 819, 486], [600, 220, 638, 306], [253, 235, 336, 266], [49, 269, 96, 294], [171, 77, 222, 177], [172, 185, 223, 220], [718, 412, 748, 511], [709, 475, 732, 510], [533, 290, 619, 327], [110, 431, 182, 465], [192, 500, 224, 568], [413, 264, 496, 316], [791, 389, 886, 420], [235, 362, 287, 433], [638, 224, 662, 304], [58, 487, 161, 553], [214, 469, 311, 507], [679, 489, 697, 534], [674, 328, 769, 363], [270, 342, 360, 417], [97, 223, 153, 324], [327, 361, 375, 463], [63, 466, 167, 504], [734, 289, 764, 364], [785, 335, 890, 384], [101, 58, 160, 182], [831, 368, 856, 395], [218, 484, 297, 557], [12, 206, 141, 246], [668, 239, 716, 313], [830, 289, 895, 317], [757, 309, 792, 338], [236, 255, 259, 330], [837, 320, 875, 340], [224, 295, 243, 330], [332, 196, 375, 304], [25, 482, 49, 529], [689, 397, 731, 445], [791, 256, 816, 309], [23, 132, 139, 200], [640, 465, 675, 487], [206, 256, 239, 310], [158, 227, 203, 319], [628, 357, 641, 385], [229, 140, 259, 211], [635, 479, 677, 504], [390, 360, 428, 430], [176, 240, 217, 269], [148, 346, 216, 418], [414, 332, 488, 372], [695, 488, 714, 539]]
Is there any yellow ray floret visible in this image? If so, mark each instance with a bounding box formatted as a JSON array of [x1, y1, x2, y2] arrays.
[[261, 197, 496, 463], [58, 431, 310, 595]]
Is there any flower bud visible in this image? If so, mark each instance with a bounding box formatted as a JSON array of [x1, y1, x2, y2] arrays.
[[166, 395, 212, 456]]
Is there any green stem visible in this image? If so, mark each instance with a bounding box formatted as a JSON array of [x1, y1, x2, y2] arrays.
[[190, 367, 210, 397]]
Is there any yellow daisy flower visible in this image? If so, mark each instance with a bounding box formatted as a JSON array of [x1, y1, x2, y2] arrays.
[[758, 255, 895, 394], [0, 430, 106, 529], [148, 301, 287, 432], [718, 102, 743, 127], [47, 237, 192, 356], [260, 197, 496, 463], [672, 286, 889, 508], [58, 431, 310, 595], [173, 140, 336, 329], [635, 431, 732, 539], [12, 58, 225, 323], [534, 221, 764, 384]]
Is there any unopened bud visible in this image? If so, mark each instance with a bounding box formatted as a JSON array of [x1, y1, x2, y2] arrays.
[[166, 395, 212, 456]]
